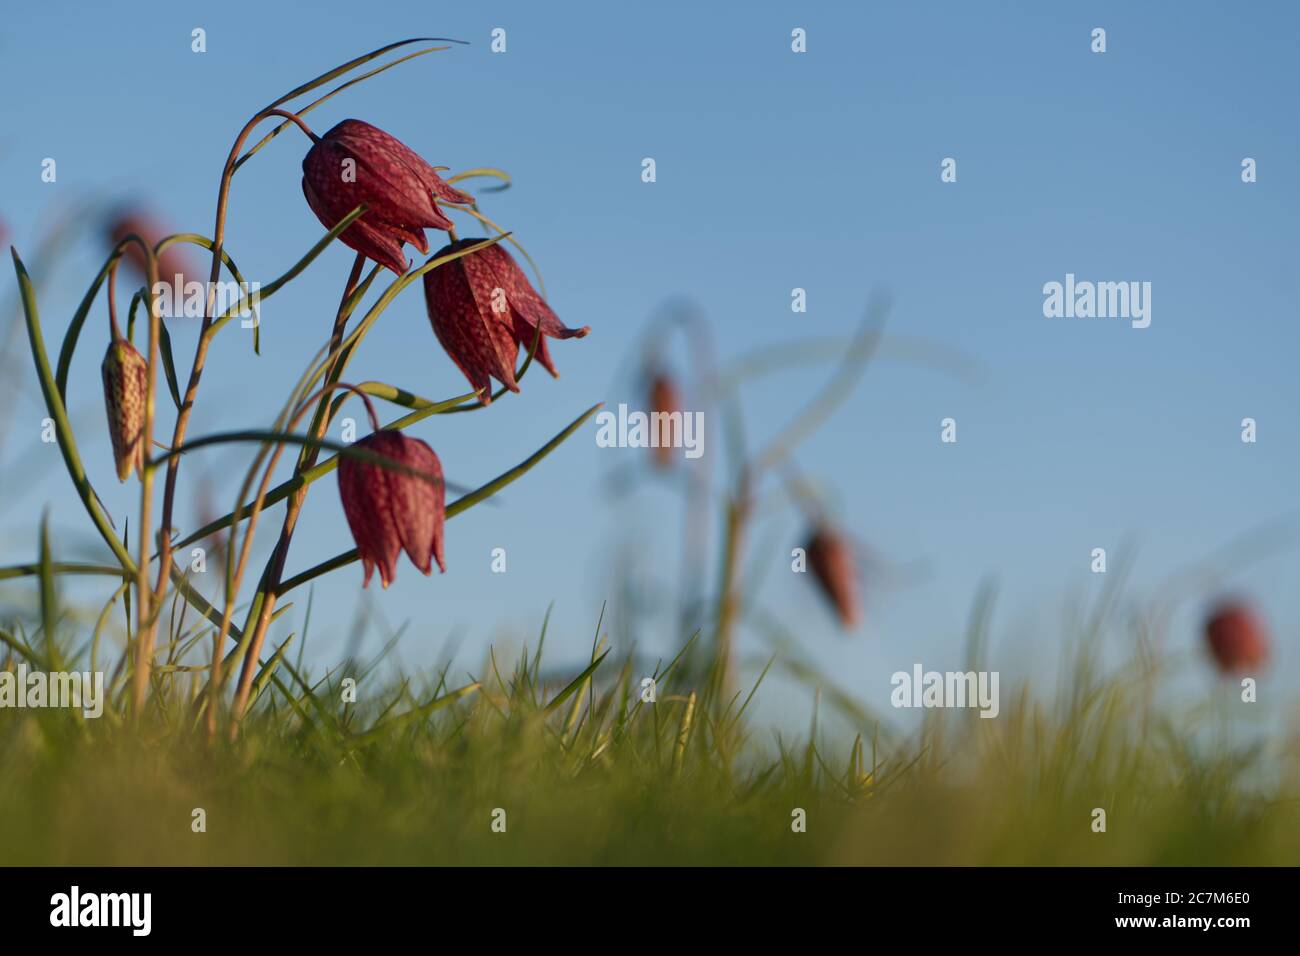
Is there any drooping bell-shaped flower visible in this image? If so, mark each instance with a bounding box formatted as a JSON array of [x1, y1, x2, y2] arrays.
[[1204, 601, 1269, 675], [337, 429, 446, 588], [423, 238, 589, 402], [805, 525, 861, 629], [302, 119, 472, 276], [101, 334, 148, 482], [107, 209, 198, 290], [647, 370, 682, 469]]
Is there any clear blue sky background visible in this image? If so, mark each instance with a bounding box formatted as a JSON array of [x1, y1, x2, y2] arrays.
[[1, 1, 1296, 729]]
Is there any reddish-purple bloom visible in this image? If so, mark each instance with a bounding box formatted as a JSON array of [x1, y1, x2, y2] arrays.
[[337, 430, 446, 588], [647, 371, 682, 470], [302, 119, 472, 275], [805, 526, 861, 629], [1205, 601, 1269, 675], [423, 239, 590, 402], [107, 210, 199, 289]]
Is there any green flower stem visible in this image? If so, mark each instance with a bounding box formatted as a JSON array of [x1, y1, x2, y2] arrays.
[[229, 253, 370, 733], [131, 234, 163, 717], [150, 106, 330, 680]]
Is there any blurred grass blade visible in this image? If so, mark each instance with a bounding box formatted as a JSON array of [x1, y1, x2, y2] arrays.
[[355, 681, 480, 744], [37, 511, 63, 671], [248, 636, 295, 710], [544, 650, 610, 715]]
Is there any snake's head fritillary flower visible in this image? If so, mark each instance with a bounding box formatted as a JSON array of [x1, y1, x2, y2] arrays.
[[337, 429, 446, 588], [302, 119, 472, 276], [648, 371, 682, 469], [107, 210, 198, 290], [805, 526, 861, 629], [101, 335, 148, 482], [423, 239, 590, 403], [1205, 601, 1269, 675]]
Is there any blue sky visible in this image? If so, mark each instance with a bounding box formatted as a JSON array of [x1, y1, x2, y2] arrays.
[[1, 1, 1296, 728]]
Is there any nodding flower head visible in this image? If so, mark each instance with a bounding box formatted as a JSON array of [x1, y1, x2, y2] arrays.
[[107, 210, 199, 289], [337, 429, 446, 588], [422, 238, 589, 403], [1204, 600, 1269, 675], [805, 525, 861, 629], [101, 335, 148, 482], [647, 371, 682, 469], [302, 119, 472, 276]]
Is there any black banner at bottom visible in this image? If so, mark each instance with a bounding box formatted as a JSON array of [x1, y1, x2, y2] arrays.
[[0, 866, 1282, 941]]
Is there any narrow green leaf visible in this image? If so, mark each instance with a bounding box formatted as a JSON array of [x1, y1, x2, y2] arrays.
[[248, 635, 295, 709], [273, 402, 603, 596], [153, 429, 471, 492], [236, 46, 453, 170], [158, 316, 183, 410], [37, 512, 62, 671], [171, 325, 550, 555], [354, 681, 480, 744], [445, 402, 602, 517], [0, 626, 47, 669], [209, 204, 368, 336], [265, 38, 466, 111], [445, 167, 511, 192], [13, 249, 135, 573], [0, 562, 129, 582], [544, 651, 610, 715]]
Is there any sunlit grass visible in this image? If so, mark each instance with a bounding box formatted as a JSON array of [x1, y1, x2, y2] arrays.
[[2, 600, 1295, 866]]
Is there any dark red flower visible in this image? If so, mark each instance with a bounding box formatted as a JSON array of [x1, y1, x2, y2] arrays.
[[107, 210, 198, 289], [1204, 601, 1269, 675], [805, 526, 861, 629], [423, 239, 590, 402], [337, 429, 446, 588], [647, 371, 682, 469], [302, 119, 472, 276]]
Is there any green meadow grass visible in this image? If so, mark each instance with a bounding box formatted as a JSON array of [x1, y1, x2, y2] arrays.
[[2, 604, 1295, 866]]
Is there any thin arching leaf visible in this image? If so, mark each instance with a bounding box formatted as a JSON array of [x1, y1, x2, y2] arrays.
[[13, 249, 134, 572], [236, 45, 454, 170], [446, 167, 511, 192], [264, 38, 466, 111], [274, 402, 603, 595]]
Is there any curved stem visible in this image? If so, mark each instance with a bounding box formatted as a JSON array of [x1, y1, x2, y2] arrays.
[[150, 106, 320, 664], [207, 380, 375, 738], [130, 239, 162, 717], [229, 252, 367, 734], [106, 258, 123, 340]]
